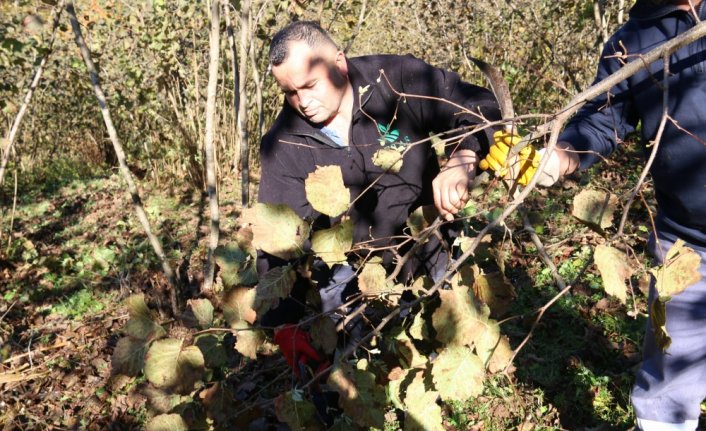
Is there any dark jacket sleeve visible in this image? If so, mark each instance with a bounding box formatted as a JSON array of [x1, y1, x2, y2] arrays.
[[559, 33, 640, 170], [397, 55, 501, 159]]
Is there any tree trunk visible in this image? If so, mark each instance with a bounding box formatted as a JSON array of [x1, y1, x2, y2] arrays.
[[238, 0, 251, 207], [202, 0, 222, 294], [223, 0, 241, 173], [66, 1, 180, 315]]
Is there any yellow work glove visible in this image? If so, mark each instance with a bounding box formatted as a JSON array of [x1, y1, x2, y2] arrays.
[[479, 130, 540, 186]]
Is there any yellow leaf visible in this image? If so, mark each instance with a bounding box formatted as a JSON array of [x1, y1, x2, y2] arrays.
[[650, 239, 702, 300], [310, 220, 353, 268], [594, 244, 633, 304], [431, 346, 485, 401], [304, 165, 351, 217], [372, 148, 404, 173], [241, 203, 309, 260], [223, 287, 257, 326], [359, 259, 389, 296], [403, 372, 444, 431], [571, 189, 619, 232], [475, 319, 514, 374]]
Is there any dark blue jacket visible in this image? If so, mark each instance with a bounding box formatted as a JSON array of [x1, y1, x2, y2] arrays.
[[560, 0, 706, 247]]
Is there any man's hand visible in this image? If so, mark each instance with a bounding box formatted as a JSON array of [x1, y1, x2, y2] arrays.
[[479, 130, 568, 187], [433, 149, 478, 221]]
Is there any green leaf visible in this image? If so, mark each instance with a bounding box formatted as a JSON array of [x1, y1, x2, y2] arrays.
[[595, 244, 633, 304], [372, 148, 403, 173], [650, 239, 702, 300], [144, 339, 205, 394], [304, 165, 351, 217], [145, 413, 188, 431], [183, 298, 214, 329], [408, 306, 429, 341], [327, 363, 386, 428], [571, 189, 619, 233], [403, 372, 443, 431], [431, 346, 485, 401], [311, 220, 353, 268], [273, 391, 319, 430], [432, 269, 485, 347], [194, 334, 228, 368], [214, 244, 258, 288], [223, 287, 257, 326], [233, 321, 264, 360], [253, 265, 296, 317], [111, 336, 149, 376], [310, 316, 338, 355], [125, 294, 166, 341], [241, 203, 310, 260], [377, 123, 388, 134]]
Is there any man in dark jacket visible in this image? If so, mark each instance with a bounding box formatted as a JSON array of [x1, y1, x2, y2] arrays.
[[257, 20, 500, 368], [483, 1, 706, 429]]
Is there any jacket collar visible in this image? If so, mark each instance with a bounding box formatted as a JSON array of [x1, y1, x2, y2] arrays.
[[630, 0, 703, 20]]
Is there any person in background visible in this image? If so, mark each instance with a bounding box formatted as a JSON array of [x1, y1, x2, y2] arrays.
[[482, 1, 706, 429]]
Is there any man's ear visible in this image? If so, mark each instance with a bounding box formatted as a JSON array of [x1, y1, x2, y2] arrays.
[[334, 50, 348, 77]]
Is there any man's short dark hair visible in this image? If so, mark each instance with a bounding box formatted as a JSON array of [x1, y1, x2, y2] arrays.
[[269, 21, 338, 66]]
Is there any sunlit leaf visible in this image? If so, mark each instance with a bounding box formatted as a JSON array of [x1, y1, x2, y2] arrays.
[[183, 298, 213, 329], [311, 219, 353, 268], [144, 338, 205, 394], [253, 265, 296, 317], [571, 189, 619, 232], [408, 306, 428, 341], [359, 258, 388, 296], [145, 414, 188, 431], [304, 165, 351, 217], [650, 239, 702, 300], [372, 148, 403, 173], [327, 362, 386, 428], [241, 203, 310, 260], [594, 244, 633, 304], [125, 294, 166, 341], [403, 372, 443, 431], [273, 391, 319, 430], [233, 321, 264, 360], [431, 346, 485, 401], [112, 336, 149, 376], [223, 287, 257, 326], [310, 316, 338, 355]]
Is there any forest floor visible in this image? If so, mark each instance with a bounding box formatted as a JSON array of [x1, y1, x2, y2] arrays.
[[1, 144, 704, 430]]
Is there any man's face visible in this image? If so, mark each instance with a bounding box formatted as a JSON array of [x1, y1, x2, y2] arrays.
[[271, 40, 349, 125]]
